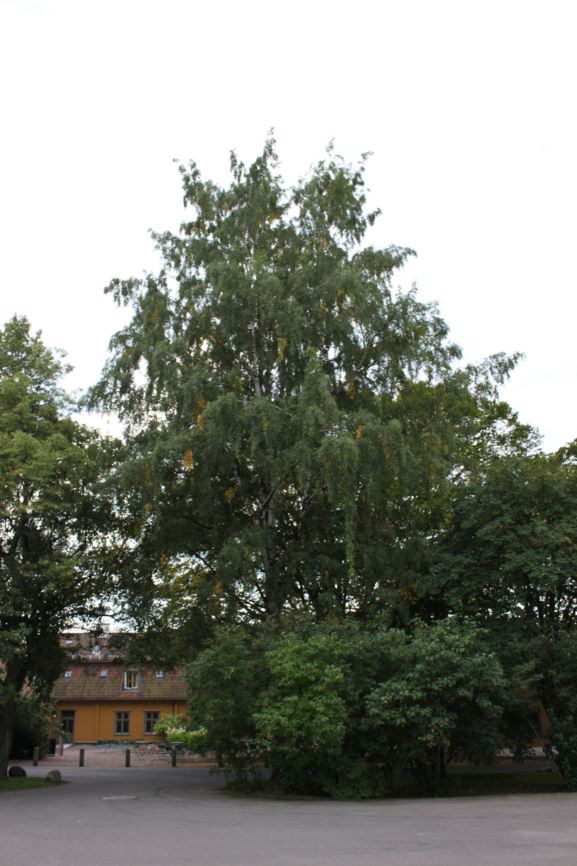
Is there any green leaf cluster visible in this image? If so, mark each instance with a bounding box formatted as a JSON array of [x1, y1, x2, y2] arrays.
[[186, 620, 509, 797], [90, 138, 531, 632], [436, 447, 577, 786], [0, 317, 115, 778]]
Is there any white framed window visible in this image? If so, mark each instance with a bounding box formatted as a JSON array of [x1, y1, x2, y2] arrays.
[[144, 711, 160, 734], [155, 670, 165, 679], [114, 711, 130, 735], [123, 670, 140, 690]]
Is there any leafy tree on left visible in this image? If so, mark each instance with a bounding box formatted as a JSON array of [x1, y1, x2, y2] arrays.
[[0, 317, 116, 778]]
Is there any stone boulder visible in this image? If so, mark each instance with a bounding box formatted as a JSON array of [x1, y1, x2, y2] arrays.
[[45, 769, 62, 783]]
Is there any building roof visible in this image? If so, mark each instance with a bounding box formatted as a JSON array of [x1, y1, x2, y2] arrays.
[[53, 666, 188, 702], [54, 633, 188, 702]]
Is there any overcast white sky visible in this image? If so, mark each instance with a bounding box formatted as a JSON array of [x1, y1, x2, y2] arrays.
[[1, 0, 575, 451]]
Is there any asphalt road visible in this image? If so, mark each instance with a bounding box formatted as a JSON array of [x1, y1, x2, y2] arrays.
[[1, 765, 577, 866]]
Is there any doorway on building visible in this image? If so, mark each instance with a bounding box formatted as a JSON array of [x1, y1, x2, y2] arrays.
[[60, 709, 75, 742]]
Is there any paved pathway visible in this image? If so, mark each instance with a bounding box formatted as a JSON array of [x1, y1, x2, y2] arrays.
[[1, 763, 577, 866]]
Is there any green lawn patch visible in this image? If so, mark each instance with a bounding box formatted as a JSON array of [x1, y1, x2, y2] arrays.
[[0, 778, 53, 792]]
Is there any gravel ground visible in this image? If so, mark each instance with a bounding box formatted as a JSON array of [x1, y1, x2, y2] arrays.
[[2, 765, 577, 866]]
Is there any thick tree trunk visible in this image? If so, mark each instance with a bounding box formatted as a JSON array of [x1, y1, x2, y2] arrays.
[[263, 550, 282, 620], [0, 698, 16, 779], [438, 745, 447, 779], [260, 486, 288, 620]]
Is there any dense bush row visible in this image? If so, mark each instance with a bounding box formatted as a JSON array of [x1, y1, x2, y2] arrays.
[[185, 620, 574, 797]]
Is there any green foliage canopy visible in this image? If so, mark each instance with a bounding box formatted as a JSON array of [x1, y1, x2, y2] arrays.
[[90, 139, 529, 629], [0, 317, 114, 778], [186, 620, 508, 797], [438, 449, 577, 630], [436, 447, 577, 786]]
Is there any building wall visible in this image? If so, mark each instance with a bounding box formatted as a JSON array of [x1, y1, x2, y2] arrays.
[[57, 700, 189, 743]]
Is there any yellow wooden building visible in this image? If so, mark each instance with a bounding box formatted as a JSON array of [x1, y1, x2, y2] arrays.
[[52, 634, 188, 743]]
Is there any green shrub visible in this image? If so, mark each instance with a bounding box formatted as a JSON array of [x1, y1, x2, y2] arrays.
[[165, 727, 209, 753], [10, 695, 52, 760], [152, 713, 190, 736], [186, 627, 268, 777], [255, 631, 349, 795], [183, 620, 509, 797]]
